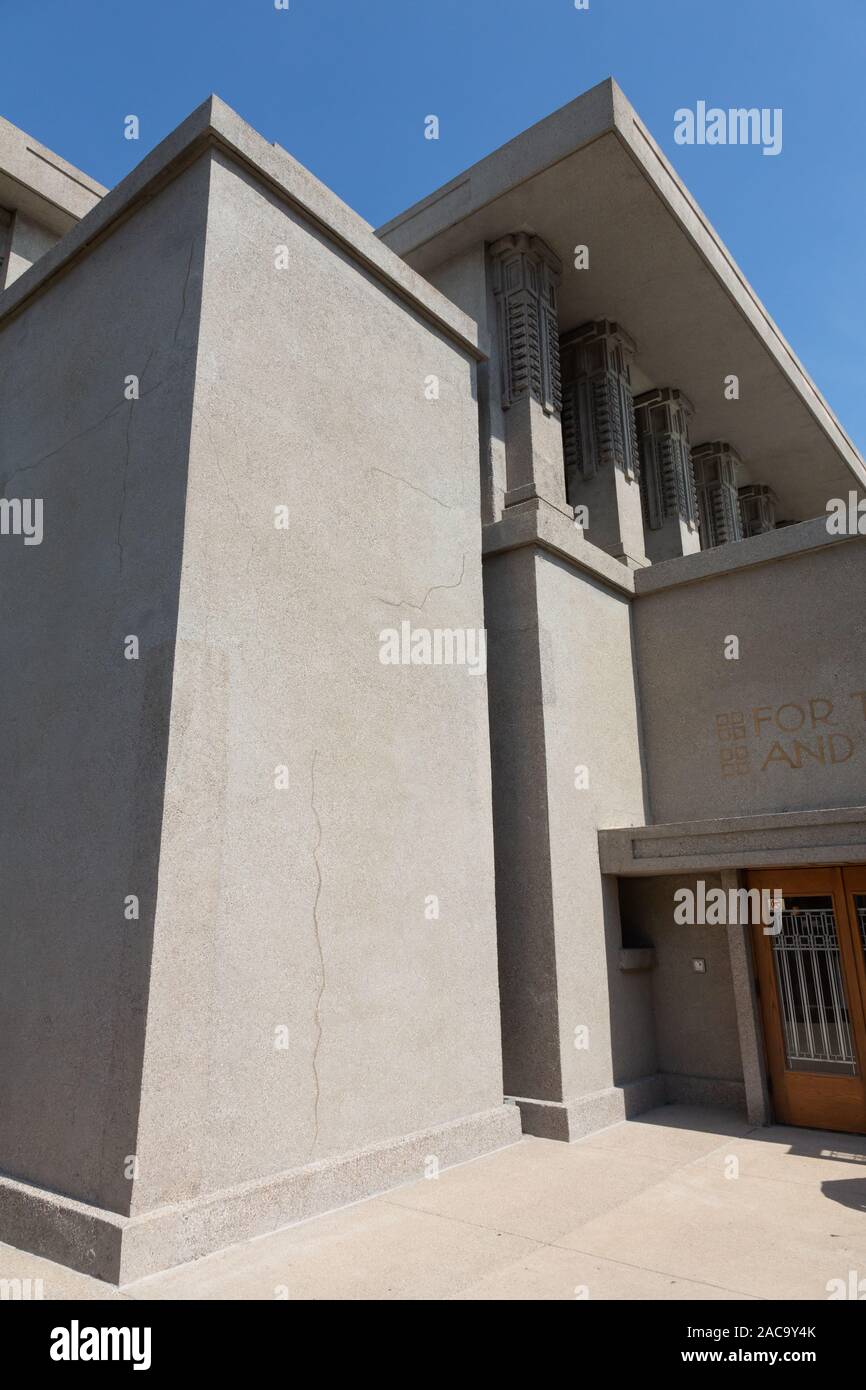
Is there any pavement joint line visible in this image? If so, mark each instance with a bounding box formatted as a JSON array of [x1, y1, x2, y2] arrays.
[[378, 1152, 700, 1248], [373, 1120, 866, 1280], [553, 1129, 759, 1174], [376, 1197, 550, 1248], [573, 1140, 751, 1168], [543, 1241, 761, 1301], [674, 1124, 766, 1171]]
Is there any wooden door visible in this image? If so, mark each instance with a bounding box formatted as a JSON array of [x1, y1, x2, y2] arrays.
[[749, 867, 866, 1134]]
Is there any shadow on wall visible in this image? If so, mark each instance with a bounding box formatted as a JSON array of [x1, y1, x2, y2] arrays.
[[0, 182, 208, 1215], [609, 874, 745, 1100]]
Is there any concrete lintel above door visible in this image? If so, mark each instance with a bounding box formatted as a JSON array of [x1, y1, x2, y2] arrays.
[[599, 806, 866, 877]]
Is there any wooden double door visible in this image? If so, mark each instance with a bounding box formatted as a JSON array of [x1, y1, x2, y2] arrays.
[[749, 868, 866, 1134]]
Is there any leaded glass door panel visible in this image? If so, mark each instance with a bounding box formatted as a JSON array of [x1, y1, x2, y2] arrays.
[[749, 868, 866, 1134]]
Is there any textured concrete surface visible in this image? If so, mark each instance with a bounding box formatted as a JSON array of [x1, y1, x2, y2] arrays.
[[0, 1106, 522, 1285], [1, 211, 57, 289], [0, 96, 478, 354], [619, 875, 744, 1089], [633, 534, 866, 822], [723, 875, 772, 1129], [0, 154, 211, 1219], [0, 113, 104, 236], [1, 1107, 863, 1300], [0, 113, 105, 290], [127, 143, 509, 1218], [0, 95, 511, 1281], [485, 538, 647, 1123], [633, 514, 851, 594]]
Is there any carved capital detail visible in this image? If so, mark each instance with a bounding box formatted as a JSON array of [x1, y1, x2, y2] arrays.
[[490, 233, 563, 415], [738, 483, 777, 537], [692, 442, 744, 548], [634, 387, 698, 532], [560, 320, 639, 501]]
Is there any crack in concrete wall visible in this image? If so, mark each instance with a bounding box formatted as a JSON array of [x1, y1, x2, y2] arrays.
[[373, 551, 466, 612], [116, 346, 155, 575], [308, 749, 326, 1155], [370, 465, 453, 511]]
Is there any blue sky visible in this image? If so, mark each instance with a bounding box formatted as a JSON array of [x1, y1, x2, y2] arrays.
[[4, 0, 864, 451]]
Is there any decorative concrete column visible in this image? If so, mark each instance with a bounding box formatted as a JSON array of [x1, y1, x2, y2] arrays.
[[634, 387, 701, 562], [691, 442, 743, 548], [560, 320, 647, 567], [490, 233, 570, 514], [738, 483, 777, 538]]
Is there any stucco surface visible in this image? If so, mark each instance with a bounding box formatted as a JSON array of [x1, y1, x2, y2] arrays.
[[424, 243, 508, 524], [129, 150, 508, 1214], [485, 538, 647, 1112], [536, 553, 647, 1101], [484, 546, 561, 1100], [619, 876, 744, 1089], [634, 536, 866, 823], [0, 113, 105, 237], [0, 157, 210, 1213], [1, 212, 58, 289]]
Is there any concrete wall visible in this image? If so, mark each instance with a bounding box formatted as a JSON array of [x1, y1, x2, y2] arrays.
[[634, 535, 866, 824], [608, 945, 658, 1087], [0, 158, 209, 1213], [485, 547, 561, 1100], [129, 151, 508, 1212], [0, 113, 105, 231], [424, 244, 507, 524], [537, 555, 647, 1102], [485, 539, 649, 1127], [0, 114, 105, 290], [1, 211, 59, 289], [619, 875, 744, 1098]]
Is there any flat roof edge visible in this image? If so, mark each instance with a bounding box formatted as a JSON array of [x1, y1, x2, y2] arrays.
[[376, 77, 864, 487], [0, 113, 107, 233], [612, 102, 866, 485], [376, 77, 619, 255], [0, 96, 483, 360]]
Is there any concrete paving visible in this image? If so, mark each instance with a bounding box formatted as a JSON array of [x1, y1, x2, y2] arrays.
[[2, 1106, 865, 1301]]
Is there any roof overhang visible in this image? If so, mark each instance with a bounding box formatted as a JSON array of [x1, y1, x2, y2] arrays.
[[378, 78, 865, 520], [0, 115, 106, 235]]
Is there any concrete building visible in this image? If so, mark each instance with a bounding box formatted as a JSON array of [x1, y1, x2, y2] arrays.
[[1, 79, 865, 1284]]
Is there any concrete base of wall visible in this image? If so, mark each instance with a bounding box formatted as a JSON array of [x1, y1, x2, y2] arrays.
[[512, 1073, 747, 1141], [662, 1073, 746, 1111], [0, 1104, 522, 1285], [511, 1076, 667, 1141]]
